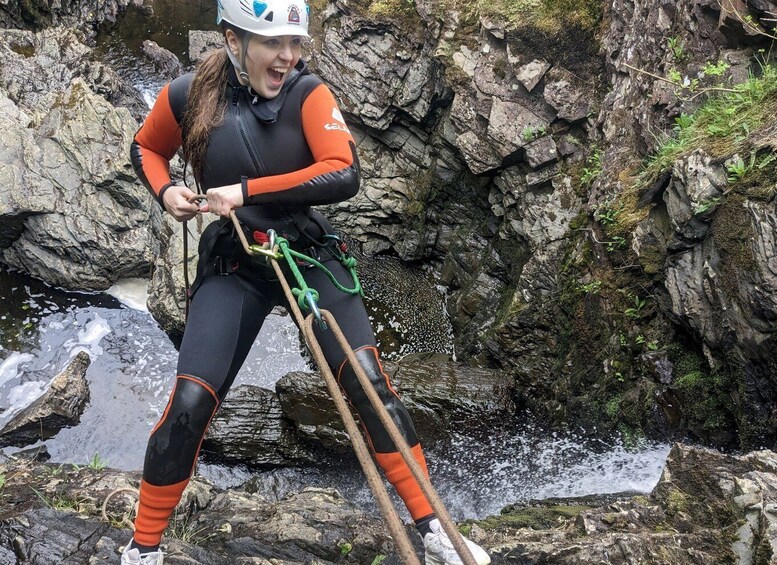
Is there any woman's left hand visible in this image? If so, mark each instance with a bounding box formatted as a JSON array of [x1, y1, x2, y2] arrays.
[[202, 183, 244, 217]]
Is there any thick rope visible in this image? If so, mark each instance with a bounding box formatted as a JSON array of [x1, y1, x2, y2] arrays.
[[260, 227, 478, 565], [102, 486, 140, 530], [266, 251, 421, 565], [183, 209, 475, 564]]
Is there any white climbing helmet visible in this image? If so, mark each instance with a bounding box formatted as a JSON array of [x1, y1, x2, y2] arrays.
[[217, 0, 310, 37]]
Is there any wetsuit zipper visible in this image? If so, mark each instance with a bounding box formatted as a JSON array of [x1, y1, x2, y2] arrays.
[[232, 87, 267, 178]]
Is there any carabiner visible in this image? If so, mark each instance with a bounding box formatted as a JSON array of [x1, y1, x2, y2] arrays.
[[304, 291, 327, 330], [248, 244, 281, 260], [267, 229, 277, 251]]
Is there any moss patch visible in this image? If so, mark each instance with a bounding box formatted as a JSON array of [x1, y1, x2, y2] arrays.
[[669, 342, 737, 444], [710, 192, 759, 303], [474, 504, 592, 530]]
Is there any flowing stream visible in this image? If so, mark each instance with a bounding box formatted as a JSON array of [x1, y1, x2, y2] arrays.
[[0, 0, 672, 522]]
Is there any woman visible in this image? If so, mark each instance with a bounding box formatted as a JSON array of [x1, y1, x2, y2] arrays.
[[123, 1, 490, 563]]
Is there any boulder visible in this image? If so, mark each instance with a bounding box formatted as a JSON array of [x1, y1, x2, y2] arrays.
[[0, 28, 159, 291], [203, 385, 317, 468], [0, 351, 90, 448], [0, 442, 776, 564], [189, 30, 223, 64], [0, 0, 134, 33], [0, 461, 395, 564], [276, 354, 516, 452], [141, 40, 182, 80]]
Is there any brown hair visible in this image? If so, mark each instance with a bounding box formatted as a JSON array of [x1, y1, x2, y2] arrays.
[[181, 46, 232, 187]]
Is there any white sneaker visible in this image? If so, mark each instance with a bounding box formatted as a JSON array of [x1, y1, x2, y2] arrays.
[[423, 519, 491, 565], [120, 542, 164, 565]]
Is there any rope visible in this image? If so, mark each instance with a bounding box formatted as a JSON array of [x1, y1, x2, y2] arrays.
[[268, 253, 422, 565], [172, 206, 476, 564], [228, 211, 361, 306], [102, 487, 139, 530], [263, 231, 479, 565]]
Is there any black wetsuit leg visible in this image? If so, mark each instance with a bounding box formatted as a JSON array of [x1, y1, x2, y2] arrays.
[[297, 256, 420, 452], [143, 274, 279, 487]]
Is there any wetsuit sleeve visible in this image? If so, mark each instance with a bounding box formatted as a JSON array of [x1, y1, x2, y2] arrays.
[[242, 83, 360, 206], [130, 80, 186, 207]]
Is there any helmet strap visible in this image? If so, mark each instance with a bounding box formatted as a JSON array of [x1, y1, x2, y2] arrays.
[[224, 32, 253, 85]]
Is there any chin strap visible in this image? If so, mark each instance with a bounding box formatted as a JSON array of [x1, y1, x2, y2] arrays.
[[224, 33, 252, 84]]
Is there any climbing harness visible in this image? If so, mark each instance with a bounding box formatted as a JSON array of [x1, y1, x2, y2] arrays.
[[225, 209, 479, 565], [228, 211, 361, 329]]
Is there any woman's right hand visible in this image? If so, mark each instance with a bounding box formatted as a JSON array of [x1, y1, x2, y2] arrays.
[[162, 185, 201, 222]]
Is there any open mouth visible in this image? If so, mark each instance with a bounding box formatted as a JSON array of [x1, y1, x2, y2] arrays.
[[267, 67, 288, 86]]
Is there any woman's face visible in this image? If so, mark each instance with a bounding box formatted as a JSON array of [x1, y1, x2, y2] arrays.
[[229, 32, 303, 98]]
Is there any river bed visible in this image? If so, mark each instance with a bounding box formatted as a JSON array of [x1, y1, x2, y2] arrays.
[[0, 0, 672, 522]]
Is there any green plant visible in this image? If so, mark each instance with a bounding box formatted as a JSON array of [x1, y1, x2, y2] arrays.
[[637, 61, 777, 194], [338, 541, 353, 555], [694, 196, 722, 214], [647, 341, 659, 351], [624, 295, 647, 319], [727, 154, 753, 183], [667, 36, 688, 62], [0, 474, 5, 493], [521, 125, 547, 141], [580, 148, 603, 188], [579, 280, 602, 294], [635, 334, 645, 345], [673, 112, 695, 132], [370, 556, 387, 565], [606, 235, 627, 252], [702, 60, 730, 77], [29, 487, 90, 513], [167, 507, 213, 545], [87, 453, 106, 470], [606, 397, 621, 417]]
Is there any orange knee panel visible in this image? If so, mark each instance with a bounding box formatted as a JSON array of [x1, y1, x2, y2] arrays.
[[374, 443, 433, 520]]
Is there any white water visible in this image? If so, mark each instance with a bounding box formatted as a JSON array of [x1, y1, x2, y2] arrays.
[[106, 278, 150, 312]]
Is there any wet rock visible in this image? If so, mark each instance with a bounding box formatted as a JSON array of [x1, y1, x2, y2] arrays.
[[0, 351, 90, 448], [147, 202, 215, 336], [0, 28, 147, 119], [3, 440, 777, 565], [0, 0, 134, 33], [0, 460, 395, 564], [189, 30, 223, 64], [203, 385, 317, 468], [0, 28, 159, 291], [276, 354, 516, 451], [472, 444, 777, 564], [141, 39, 183, 80]]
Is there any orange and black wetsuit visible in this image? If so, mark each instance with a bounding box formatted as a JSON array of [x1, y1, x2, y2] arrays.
[[129, 60, 435, 549]]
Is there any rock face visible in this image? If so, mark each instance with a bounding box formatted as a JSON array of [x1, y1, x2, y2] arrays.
[[0, 351, 90, 447], [0, 443, 773, 564], [0, 0, 134, 32], [295, 0, 777, 451], [0, 28, 158, 291], [203, 385, 318, 468], [0, 460, 396, 564]]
